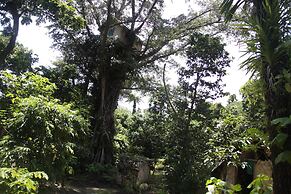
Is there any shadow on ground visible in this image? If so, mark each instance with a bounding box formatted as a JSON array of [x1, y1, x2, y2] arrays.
[[40, 175, 124, 194]]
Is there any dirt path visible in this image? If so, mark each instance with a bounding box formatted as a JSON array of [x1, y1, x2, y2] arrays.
[[40, 176, 124, 194], [41, 185, 121, 194]]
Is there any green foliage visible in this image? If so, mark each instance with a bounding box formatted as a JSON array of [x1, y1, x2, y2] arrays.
[[274, 151, 291, 164], [247, 174, 272, 194], [165, 114, 213, 194], [5, 44, 35, 74], [205, 177, 242, 194], [114, 107, 168, 160], [86, 163, 117, 183], [165, 32, 230, 194], [43, 0, 85, 30], [38, 61, 88, 104], [240, 79, 266, 130], [179, 32, 230, 101], [0, 36, 36, 74], [241, 128, 269, 152], [114, 108, 133, 154], [207, 99, 245, 165], [271, 116, 291, 164], [0, 167, 48, 194], [272, 132, 288, 150], [1, 95, 88, 180], [207, 79, 270, 166], [0, 71, 89, 181], [207, 94, 270, 169], [0, 0, 84, 66], [0, 71, 56, 98], [0, 0, 84, 31], [272, 116, 291, 127]]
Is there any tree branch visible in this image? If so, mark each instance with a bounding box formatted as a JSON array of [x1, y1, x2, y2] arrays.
[[78, 2, 92, 37], [135, 0, 147, 20], [0, 3, 20, 66], [121, 87, 154, 91], [115, 0, 129, 19], [140, 45, 187, 66], [163, 63, 177, 115], [131, 0, 135, 30], [86, 0, 101, 27], [134, 0, 159, 33], [141, 28, 156, 54]]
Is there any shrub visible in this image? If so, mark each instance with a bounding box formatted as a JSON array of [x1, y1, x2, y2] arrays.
[[86, 163, 117, 183], [247, 174, 272, 194], [205, 177, 242, 194], [0, 71, 89, 181], [0, 167, 48, 194]]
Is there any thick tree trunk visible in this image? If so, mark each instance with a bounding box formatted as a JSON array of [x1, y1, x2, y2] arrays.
[[91, 66, 127, 164]]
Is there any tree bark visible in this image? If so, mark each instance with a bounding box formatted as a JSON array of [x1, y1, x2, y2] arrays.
[[91, 63, 127, 164]]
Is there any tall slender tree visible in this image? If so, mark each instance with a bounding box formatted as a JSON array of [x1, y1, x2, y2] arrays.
[[165, 32, 230, 193]]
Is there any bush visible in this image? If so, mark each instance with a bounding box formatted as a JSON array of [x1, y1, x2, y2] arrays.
[[205, 177, 242, 194], [86, 163, 117, 183], [0, 96, 88, 181], [0, 167, 48, 194], [0, 71, 89, 181], [247, 174, 272, 194]]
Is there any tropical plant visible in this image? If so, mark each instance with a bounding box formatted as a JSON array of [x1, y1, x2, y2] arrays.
[[205, 177, 242, 194], [0, 71, 89, 181], [220, 0, 291, 192], [0, 167, 48, 194], [247, 174, 272, 194]]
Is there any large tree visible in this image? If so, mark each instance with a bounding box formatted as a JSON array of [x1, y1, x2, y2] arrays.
[[47, 0, 224, 164], [221, 0, 291, 193], [0, 0, 83, 65]]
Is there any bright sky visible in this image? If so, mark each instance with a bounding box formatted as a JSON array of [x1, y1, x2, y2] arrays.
[[18, 23, 60, 67], [16, 0, 249, 107]]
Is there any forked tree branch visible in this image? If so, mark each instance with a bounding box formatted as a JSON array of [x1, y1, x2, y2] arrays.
[[134, 0, 159, 33]]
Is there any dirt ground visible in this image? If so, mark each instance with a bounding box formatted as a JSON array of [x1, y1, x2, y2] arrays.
[[39, 176, 124, 194]]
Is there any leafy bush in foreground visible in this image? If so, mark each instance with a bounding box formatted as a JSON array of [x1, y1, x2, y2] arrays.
[[0, 167, 48, 194]]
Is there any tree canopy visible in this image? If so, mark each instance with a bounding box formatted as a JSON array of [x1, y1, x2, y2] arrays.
[[1, 0, 291, 193]]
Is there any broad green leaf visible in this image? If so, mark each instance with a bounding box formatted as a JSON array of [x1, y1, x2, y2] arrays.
[[272, 133, 288, 149], [206, 179, 213, 185], [272, 117, 291, 127], [275, 151, 291, 164], [285, 83, 291, 93], [231, 184, 242, 191]]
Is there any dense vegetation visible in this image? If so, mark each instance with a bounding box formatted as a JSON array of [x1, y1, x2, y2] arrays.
[[1, 0, 291, 193]]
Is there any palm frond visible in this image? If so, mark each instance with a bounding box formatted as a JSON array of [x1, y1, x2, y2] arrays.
[[220, 0, 245, 21]]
